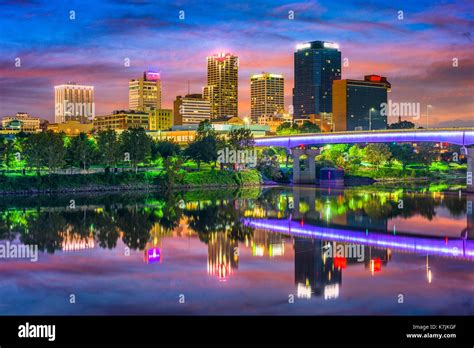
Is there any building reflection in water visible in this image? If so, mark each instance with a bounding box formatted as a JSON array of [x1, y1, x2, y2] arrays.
[[294, 238, 342, 300], [293, 236, 392, 299], [363, 246, 391, 275], [143, 223, 169, 264], [250, 230, 285, 258], [207, 232, 239, 280], [60, 226, 95, 252]]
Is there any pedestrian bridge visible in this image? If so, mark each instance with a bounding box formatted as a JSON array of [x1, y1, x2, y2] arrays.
[[254, 128, 474, 189], [254, 128, 474, 148]]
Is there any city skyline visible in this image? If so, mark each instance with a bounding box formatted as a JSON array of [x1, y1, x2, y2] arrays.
[[0, 0, 472, 126]]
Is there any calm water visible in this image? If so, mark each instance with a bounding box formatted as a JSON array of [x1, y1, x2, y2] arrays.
[[0, 185, 473, 315]]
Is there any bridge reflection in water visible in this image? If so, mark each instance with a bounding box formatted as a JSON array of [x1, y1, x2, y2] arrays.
[[246, 219, 474, 260]]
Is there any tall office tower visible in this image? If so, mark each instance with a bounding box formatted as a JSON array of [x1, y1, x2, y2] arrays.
[[54, 83, 95, 124], [203, 52, 238, 119], [173, 94, 211, 125], [250, 73, 284, 123], [129, 71, 162, 112], [293, 41, 341, 120], [332, 75, 391, 131]]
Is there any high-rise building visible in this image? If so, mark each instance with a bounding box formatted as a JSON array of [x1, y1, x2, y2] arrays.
[[173, 94, 211, 125], [54, 83, 95, 124], [293, 41, 341, 120], [203, 52, 238, 119], [332, 75, 391, 131], [250, 73, 284, 122], [129, 71, 162, 112], [149, 109, 173, 131]]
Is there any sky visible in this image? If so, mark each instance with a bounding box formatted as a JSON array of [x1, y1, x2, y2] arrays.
[[0, 0, 473, 126]]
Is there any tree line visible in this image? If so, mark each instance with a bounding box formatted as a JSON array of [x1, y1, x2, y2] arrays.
[[0, 120, 255, 175]]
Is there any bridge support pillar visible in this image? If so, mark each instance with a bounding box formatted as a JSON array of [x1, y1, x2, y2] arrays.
[[292, 148, 320, 184], [466, 146, 474, 193]]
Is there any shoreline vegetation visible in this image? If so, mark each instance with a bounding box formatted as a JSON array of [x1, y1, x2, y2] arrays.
[[0, 123, 468, 195], [0, 169, 466, 195], [0, 169, 264, 195]]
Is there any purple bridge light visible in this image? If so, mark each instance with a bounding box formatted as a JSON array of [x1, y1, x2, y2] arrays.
[[254, 128, 474, 148], [245, 219, 474, 261]]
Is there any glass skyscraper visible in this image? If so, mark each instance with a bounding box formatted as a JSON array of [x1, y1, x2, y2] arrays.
[[292, 41, 341, 120]]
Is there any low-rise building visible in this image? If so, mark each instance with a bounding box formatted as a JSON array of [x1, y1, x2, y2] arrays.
[[47, 120, 94, 136], [149, 109, 173, 131], [93, 110, 149, 131], [1, 112, 41, 133], [173, 94, 211, 125]]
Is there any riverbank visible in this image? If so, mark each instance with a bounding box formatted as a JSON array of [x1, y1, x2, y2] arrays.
[[0, 169, 263, 195]]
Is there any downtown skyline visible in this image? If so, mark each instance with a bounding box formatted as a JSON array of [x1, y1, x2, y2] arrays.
[[0, 0, 472, 126]]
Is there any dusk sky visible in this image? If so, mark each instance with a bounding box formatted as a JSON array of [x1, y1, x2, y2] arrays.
[[0, 0, 472, 126]]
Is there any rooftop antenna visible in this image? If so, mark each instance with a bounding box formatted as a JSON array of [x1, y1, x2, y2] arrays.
[[187, 80, 190, 95]]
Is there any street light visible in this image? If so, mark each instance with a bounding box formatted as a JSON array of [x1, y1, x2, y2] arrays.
[[426, 104, 433, 129], [369, 107, 375, 131]]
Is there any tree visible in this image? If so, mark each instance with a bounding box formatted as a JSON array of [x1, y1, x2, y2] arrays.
[[319, 144, 350, 167], [119, 128, 152, 173], [416, 142, 438, 166], [96, 129, 121, 171], [388, 120, 416, 129], [153, 140, 181, 160], [364, 143, 391, 169], [276, 122, 299, 135], [66, 133, 97, 171], [24, 131, 66, 175], [227, 128, 255, 150], [184, 136, 217, 171], [388, 143, 416, 170], [299, 121, 321, 133], [196, 120, 217, 140], [256, 155, 282, 181], [0, 139, 20, 172], [162, 157, 185, 189]]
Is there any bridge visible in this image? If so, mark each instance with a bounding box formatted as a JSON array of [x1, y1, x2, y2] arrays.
[[254, 128, 474, 190]]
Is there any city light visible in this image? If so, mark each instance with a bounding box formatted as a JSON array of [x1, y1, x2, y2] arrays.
[[323, 42, 339, 49], [296, 43, 311, 50], [254, 129, 474, 148]]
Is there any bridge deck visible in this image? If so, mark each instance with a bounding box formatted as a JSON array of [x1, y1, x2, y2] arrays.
[[254, 128, 474, 148]]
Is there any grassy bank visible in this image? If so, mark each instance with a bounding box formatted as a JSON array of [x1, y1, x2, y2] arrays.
[[0, 169, 263, 194]]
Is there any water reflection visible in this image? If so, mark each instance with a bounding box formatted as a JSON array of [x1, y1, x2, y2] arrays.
[[0, 186, 473, 314]]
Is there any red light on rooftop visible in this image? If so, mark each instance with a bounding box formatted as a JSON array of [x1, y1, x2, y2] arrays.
[[210, 52, 233, 61], [368, 75, 382, 82]]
